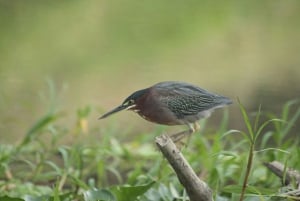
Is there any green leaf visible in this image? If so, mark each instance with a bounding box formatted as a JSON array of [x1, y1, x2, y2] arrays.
[[0, 196, 24, 201], [168, 183, 180, 198], [53, 182, 60, 201], [220, 129, 242, 139], [77, 105, 91, 118], [111, 181, 155, 201], [212, 150, 239, 158], [218, 108, 230, 133], [17, 80, 63, 148], [24, 193, 73, 201], [71, 175, 90, 190], [282, 99, 299, 121], [253, 104, 262, 133], [158, 183, 172, 201], [282, 107, 300, 138], [259, 131, 274, 149], [45, 160, 62, 174], [58, 146, 70, 168], [237, 98, 254, 141], [223, 185, 276, 195], [254, 118, 283, 142], [19, 112, 59, 148], [221, 129, 250, 149], [83, 189, 116, 201]]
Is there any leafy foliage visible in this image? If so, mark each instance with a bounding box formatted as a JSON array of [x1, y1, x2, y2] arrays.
[[0, 97, 299, 200]]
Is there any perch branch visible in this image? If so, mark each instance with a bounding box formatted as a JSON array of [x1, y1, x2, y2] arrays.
[[155, 134, 213, 201]]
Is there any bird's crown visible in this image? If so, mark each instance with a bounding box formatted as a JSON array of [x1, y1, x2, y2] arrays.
[[122, 88, 148, 106]]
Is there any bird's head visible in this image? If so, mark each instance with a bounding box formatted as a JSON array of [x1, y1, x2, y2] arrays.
[[98, 88, 148, 119]]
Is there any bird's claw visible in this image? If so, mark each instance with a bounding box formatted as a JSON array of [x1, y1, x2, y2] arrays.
[[170, 129, 192, 143]]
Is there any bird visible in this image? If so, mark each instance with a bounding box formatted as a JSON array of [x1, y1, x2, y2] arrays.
[[99, 81, 232, 142]]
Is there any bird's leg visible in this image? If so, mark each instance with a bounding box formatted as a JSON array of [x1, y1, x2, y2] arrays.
[[170, 129, 191, 143], [185, 122, 200, 146], [170, 122, 200, 143]]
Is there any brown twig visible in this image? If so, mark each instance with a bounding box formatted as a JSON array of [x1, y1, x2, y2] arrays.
[[155, 134, 213, 201], [264, 161, 300, 189]]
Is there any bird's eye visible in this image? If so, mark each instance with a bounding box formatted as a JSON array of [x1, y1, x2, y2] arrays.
[[123, 99, 134, 106]]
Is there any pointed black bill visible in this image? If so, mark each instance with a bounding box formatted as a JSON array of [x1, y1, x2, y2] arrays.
[[98, 105, 127, 119]]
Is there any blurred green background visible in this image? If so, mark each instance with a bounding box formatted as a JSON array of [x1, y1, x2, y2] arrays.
[[1, 0, 300, 143]]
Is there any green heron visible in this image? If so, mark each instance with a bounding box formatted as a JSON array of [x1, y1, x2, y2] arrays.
[[99, 81, 232, 141]]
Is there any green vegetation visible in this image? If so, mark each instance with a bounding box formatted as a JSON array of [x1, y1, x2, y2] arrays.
[[0, 87, 299, 200], [1, 0, 300, 142]]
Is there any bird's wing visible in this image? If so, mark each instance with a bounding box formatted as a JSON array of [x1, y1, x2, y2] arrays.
[[162, 94, 217, 118], [157, 83, 223, 118]]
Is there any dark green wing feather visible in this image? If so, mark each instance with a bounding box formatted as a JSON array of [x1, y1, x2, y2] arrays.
[[155, 81, 231, 119]]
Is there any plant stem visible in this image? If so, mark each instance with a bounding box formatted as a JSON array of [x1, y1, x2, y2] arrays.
[[239, 142, 254, 201]]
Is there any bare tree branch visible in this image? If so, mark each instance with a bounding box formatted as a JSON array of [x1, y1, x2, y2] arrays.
[[264, 160, 300, 189], [155, 134, 213, 201]]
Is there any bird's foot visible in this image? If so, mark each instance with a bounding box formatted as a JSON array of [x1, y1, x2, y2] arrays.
[[170, 122, 200, 147], [169, 130, 192, 149], [170, 130, 190, 142]]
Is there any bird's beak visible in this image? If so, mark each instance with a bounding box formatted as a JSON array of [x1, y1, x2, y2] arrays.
[[98, 105, 128, 119]]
